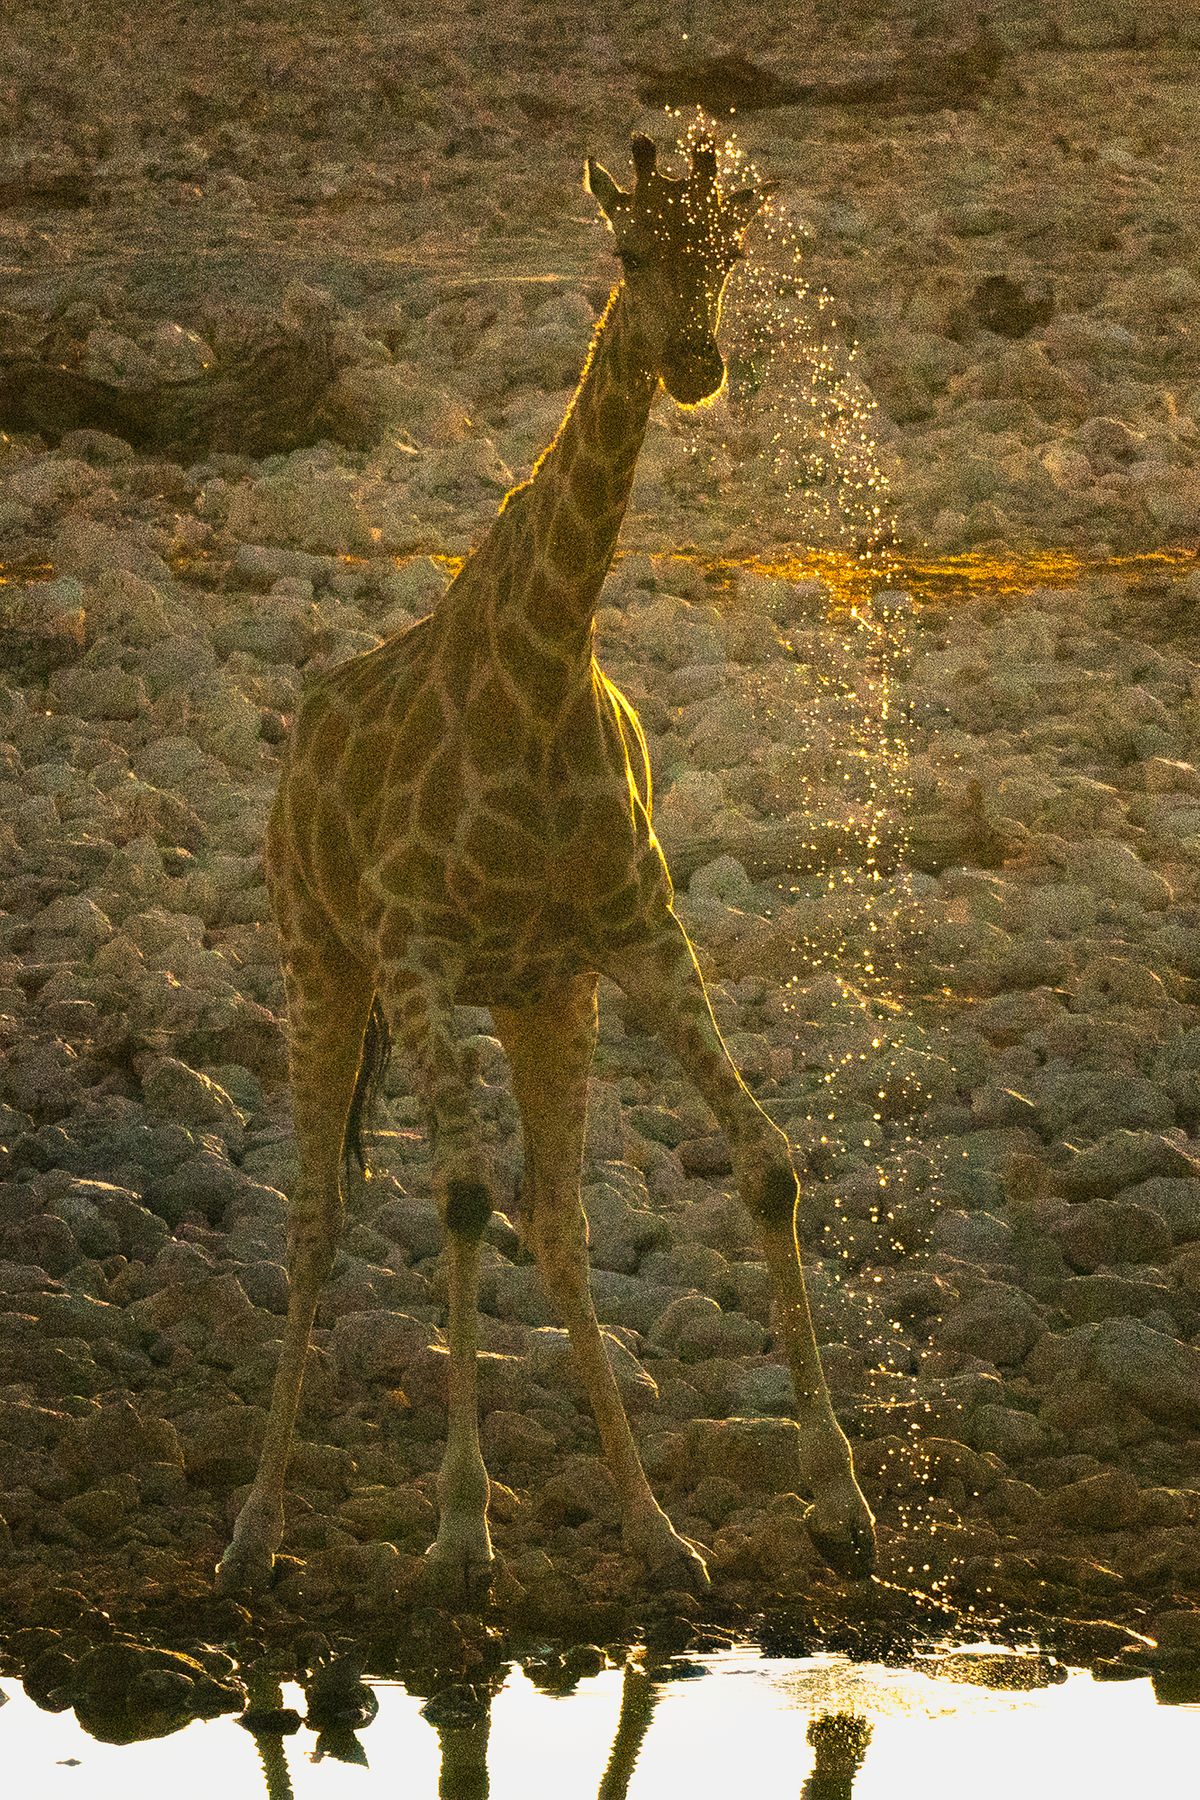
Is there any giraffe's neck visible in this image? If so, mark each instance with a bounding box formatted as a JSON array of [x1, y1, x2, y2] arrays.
[[484, 281, 658, 657]]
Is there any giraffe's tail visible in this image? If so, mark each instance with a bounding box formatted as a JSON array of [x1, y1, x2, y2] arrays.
[[344, 996, 392, 1179]]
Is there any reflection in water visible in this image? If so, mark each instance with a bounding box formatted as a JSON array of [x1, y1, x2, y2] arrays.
[[800, 1713, 873, 1800], [235, 1658, 879, 1800], [2, 1645, 1198, 1799], [598, 1666, 658, 1800]]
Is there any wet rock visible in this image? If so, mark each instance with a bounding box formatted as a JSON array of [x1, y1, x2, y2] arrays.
[[71, 1641, 243, 1741]]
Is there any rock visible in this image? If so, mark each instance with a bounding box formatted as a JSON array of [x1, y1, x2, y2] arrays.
[[627, 593, 725, 667], [59, 1398, 182, 1482], [178, 1405, 266, 1484], [969, 1403, 1049, 1463], [1061, 837, 1171, 910], [0, 579, 88, 678], [931, 1208, 1014, 1265], [330, 1310, 442, 1386], [1047, 1469, 1143, 1532], [233, 542, 329, 587], [970, 274, 1054, 339], [1059, 1132, 1199, 1199], [730, 1363, 793, 1416], [581, 1178, 671, 1273], [226, 463, 372, 554], [689, 855, 754, 906], [337, 1484, 437, 1546], [1030, 1319, 1200, 1427], [138, 1055, 245, 1144], [1119, 1177, 1200, 1243], [48, 664, 147, 722], [213, 595, 316, 665], [526, 1324, 659, 1411], [1150, 1610, 1200, 1668], [128, 1272, 274, 1367], [679, 1416, 802, 1493], [940, 1283, 1045, 1366], [1040, 1069, 1173, 1139], [482, 1409, 555, 1467], [1052, 1197, 1173, 1270], [1018, 884, 1098, 937], [648, 1293, 767, 1361]]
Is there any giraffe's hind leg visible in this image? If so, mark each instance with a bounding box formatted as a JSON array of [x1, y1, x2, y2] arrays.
[[216, 940, 374, 1594], [492, 976, 709, 1592], [378, 940, 497, 1603], [603, 914, 877, 1581]]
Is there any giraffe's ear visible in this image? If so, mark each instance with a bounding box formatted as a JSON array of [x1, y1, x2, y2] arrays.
[[726, 182, 777, 236], [585, 158, 624, 222]]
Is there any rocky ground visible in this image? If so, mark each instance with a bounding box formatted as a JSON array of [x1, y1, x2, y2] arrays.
[[2, 0, 1200, 1719]]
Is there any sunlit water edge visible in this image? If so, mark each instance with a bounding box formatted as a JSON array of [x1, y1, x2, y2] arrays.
[[2, 543, 1198, 603], [3, 1647, 1198, 1800]]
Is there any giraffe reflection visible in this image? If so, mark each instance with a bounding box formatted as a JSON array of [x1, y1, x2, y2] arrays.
[[242, 1663, 874, 1800]]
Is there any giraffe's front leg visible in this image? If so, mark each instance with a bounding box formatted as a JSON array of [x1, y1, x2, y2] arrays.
[[380, 948, 496, 1604], [605, 915, 877, 1581], [492, 979, 709, 1595], [217, 950, 374, 1595]]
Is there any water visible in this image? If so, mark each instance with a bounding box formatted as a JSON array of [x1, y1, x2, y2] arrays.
[[2, 1649, 1197, 1800]]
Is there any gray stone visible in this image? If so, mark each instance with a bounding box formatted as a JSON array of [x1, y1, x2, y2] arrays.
[[330, 1309, 442, 1385], [526, 1325, 659, 1410], [678, 1415, 802, 1492], [940, 1283, 1046, 1367], [648, 1293, 768, 1361], [1060, 1131, 1200, 1198]]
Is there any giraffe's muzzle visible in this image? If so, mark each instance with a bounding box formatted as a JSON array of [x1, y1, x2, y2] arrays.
[[661, 337, 725, 406]]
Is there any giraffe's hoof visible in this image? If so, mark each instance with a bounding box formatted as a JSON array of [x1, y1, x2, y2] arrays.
[[422, 1526, 495, 1609], [625, 1510, 711, 1592], [803, 1509, 877, 1581], [215, 1538, 278, 1597]]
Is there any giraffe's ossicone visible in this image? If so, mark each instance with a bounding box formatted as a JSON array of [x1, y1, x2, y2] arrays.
[[217, 133, 876, 1605]]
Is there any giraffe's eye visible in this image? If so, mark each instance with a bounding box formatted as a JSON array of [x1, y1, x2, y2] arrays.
[[619, 249, 645, 273]]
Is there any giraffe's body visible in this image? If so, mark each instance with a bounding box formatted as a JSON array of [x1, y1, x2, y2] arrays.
[[218, 136, 875, 1601], [277, 281, 664, 1009]]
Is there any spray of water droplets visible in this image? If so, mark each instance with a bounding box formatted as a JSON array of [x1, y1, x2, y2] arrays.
[[634, 113, 967, 1617]]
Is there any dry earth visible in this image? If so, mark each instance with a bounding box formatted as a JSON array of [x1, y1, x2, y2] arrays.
[[2, 0, 1200, 1722]]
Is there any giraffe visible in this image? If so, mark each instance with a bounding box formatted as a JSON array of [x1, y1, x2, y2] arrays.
[[216, 132, 876, 1602]]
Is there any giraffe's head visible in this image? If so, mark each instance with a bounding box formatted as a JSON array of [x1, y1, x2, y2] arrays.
[[585, 133, 772, 406]]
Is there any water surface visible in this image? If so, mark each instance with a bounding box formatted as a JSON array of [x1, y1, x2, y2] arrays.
[[3, 1648, 1197, 1800]]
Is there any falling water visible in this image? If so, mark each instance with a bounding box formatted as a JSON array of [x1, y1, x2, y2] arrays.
[[632, 113, 983, 1615]]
